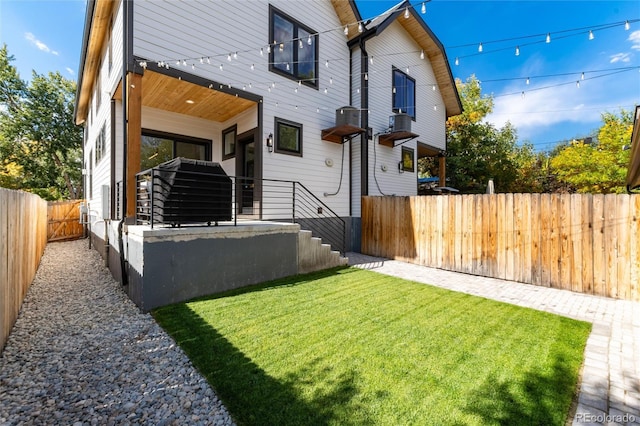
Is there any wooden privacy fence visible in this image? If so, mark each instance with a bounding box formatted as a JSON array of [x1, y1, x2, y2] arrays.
[[47, 200, 85, 242], [0, 188, 48, 353], [362, 194, 640, 301]]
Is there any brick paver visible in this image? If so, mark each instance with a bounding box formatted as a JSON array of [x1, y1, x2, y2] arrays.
[[347, 253, 640, 426]]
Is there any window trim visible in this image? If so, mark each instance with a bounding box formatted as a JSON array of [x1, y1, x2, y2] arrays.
[[269, 5, 319, 89], [401, 146, 415, 173], [222, 125, 237, 160], [95, 123, 106, 164], [392, 67, 416, 120], [274, 117, 303, 157]]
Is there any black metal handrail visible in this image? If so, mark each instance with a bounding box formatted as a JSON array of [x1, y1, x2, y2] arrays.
[[135, 166, 346, 254]]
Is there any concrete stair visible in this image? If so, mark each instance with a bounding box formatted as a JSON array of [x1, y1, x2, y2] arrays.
[[297, 230, 348, 274]]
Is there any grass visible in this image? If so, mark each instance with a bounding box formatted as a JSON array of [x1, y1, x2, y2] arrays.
[[152, 267, 592, 426]]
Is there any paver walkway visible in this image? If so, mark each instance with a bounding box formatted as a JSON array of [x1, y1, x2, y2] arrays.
[[347, 252, 640, 426]]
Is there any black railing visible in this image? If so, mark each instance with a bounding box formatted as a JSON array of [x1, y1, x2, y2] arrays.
[[135, 167, 346, 254]]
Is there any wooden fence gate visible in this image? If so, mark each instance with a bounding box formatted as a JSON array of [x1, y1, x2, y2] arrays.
[[47, 200, 85, 242]]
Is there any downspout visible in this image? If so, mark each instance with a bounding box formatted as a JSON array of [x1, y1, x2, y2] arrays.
[[359, 38, 369, 197], [119, 0, 133, 286]]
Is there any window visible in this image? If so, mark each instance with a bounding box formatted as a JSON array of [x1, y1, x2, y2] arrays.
[[222, 125, 236, 160], [392, 68, 416, 120], [269, 6, 318, 88], [140, 130, 211, 170], [401, 146, 414, 172], [88, 151, 93, 199], [275, 117, 302, 156], [95, 124, 106, 163]]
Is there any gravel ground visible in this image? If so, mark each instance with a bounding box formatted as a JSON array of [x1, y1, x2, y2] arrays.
[[0, 239, 235, 426]]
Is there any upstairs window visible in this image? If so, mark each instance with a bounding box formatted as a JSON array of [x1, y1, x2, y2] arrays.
[[392, 68, 416, 120], [269, 6, 318, 88]]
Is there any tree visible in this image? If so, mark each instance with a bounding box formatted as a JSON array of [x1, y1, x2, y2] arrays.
[[0, 44, 82, 200], [550, 110, 632, 194], [442, 76, 537, 193]]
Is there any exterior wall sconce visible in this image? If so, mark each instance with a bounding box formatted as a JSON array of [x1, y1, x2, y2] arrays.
[[266, 133, 273, 152]]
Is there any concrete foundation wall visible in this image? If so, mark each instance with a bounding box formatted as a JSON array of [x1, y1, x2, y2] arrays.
[[124, 223, 300, 311]]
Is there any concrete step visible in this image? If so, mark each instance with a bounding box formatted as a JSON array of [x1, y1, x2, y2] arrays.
[[297, 230, 348, 274]]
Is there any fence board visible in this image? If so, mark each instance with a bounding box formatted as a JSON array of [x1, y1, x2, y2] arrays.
[[361, 194, 640, 301], [0, 189, 48, 353]]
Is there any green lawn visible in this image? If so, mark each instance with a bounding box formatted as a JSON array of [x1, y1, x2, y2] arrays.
[[153, 267, 591, 426]]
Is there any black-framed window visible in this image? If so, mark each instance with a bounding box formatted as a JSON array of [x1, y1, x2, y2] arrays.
[[269, 6, 318, 88], [401, 146, 414, 172], [140, 130, 211, 170], [95, 123, 106, 164], [393, 68, 416, 120], [275, 117, 303, 157], [222, 125, 236, 160]]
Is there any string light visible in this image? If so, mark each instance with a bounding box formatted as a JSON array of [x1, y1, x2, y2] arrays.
[[358, 22, 363, 33], [325, 60, 329, 68], [279, 43, 284, 52], [404, 7, 410, 19], [234, 52, 238, 59], [344, 25, 349, 36], [182, 60, 187, 66], [299, 39, 303, 49], [576, 80, 580, 88], [286, 63, 290, 71], [370, 56, 374, 65], [515, 46, 520, 56], [251, 63, 255, 70], [589, 30, 594, 40], [421, 2, 426, 14], [478, 43, 483, 52], [219, 64, 223, 71], [625, 20, 630, 30], [227, 53, 232, 61], [455, 57, 459, 66], [526, 77, 530, 85], [199, 57, 204, 64], [581, 72, 585, 80], [432, 84, 436, 91], [546, 33, 551, 43], [420, 50, 425, 60], [260, 48, 264, 56], [267, 45, 271, 54], [330, 76, 333, 84]]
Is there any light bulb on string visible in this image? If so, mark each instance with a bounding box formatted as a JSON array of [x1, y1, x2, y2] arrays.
[[526, 77, 530, 85], [330, 76, 333, 85], [307, 35, 312, 45], [219, 64, 223, 71], [358, 22, 363, 33], [432, 84, 436, 91], [625, 21, 630, 30], [521, 91, 525, 99], [279, 43, 284, 52], [344, 26, 349, 36], [227, 53, 232, 61], [404, 7, 410, 19], [267, 45, 271, 53], [260, 48, 264, 56], [421, 2, 426, 14], [251, 64, 255, 71], [392, 87, 396, 94], [299, 39, 303, 49], [325, 60, 329, 68], [589, 30, 594, 40], [199, 57, 204, 64], [286, 63, 290, 71], [364, 72, 368, 80], [324, 88, 328, 94], [455, 57, 459, 66], [234, 52, 238, 59], [207, 57, 210, 64], [478, 43, 483, 52], [433, 105, 437, 111], [546, 33, 551, 43], [576, 80, 580, 88], [176, 60, 180, 66], [515, 46, 520, 56], [420, 50, 425, 60], [370, 56, 374, 65], [182, 60, 187, 66]]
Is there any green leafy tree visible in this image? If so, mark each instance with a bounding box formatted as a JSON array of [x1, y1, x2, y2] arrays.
[[550, 110, 632, 193], [0, 44, 82, 199], [442, 76, 538, 193]]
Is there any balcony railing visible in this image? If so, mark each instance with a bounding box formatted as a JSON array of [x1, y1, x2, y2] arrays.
[[135, 166, 346, 254]]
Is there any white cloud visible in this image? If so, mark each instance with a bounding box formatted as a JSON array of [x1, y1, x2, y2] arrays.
[[24, 32, 58, 55], [610, 53, 631, 63], [629, 30, 640, 51], [65, 67, 75, 76]]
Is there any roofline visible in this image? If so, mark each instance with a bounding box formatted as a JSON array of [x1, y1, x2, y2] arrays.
[[348, 0, 462, 116], [74, 0, 96, 125]]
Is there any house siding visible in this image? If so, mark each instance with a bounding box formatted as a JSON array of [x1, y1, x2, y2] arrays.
[[365, 20, 446, 197], [132, 0, 352, 217]]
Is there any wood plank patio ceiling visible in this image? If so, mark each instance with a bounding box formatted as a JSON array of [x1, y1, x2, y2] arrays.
[[114, 70, 255, 123]]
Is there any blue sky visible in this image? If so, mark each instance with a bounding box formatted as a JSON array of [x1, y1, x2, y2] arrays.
[[1, 0, 639, 152]]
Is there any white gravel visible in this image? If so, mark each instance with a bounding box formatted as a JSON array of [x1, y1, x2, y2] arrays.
[[0, 239, 235, 426]]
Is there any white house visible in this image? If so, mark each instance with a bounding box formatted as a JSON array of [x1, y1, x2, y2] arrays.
[[74, 0, 461, 302]]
